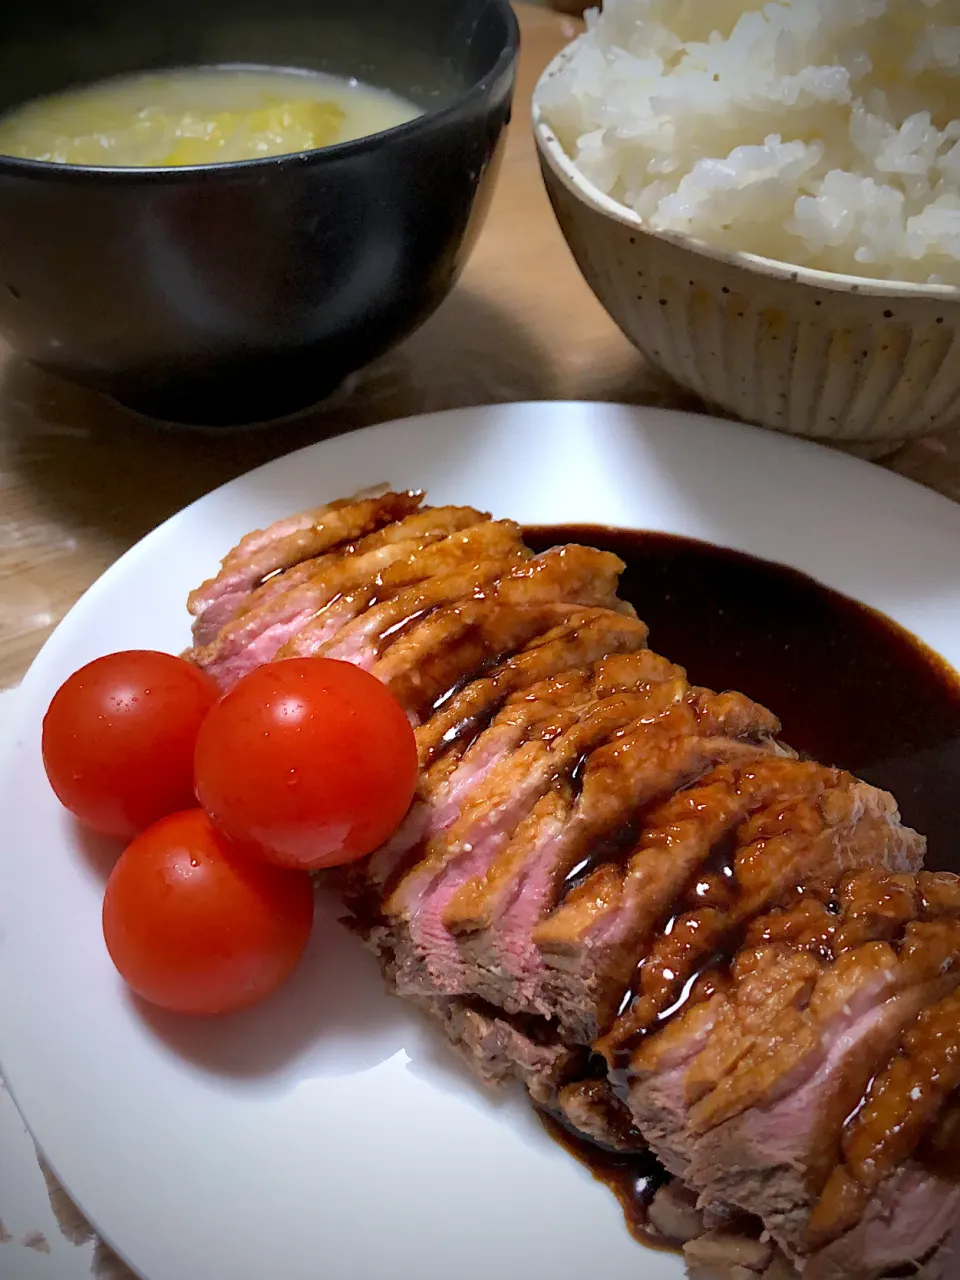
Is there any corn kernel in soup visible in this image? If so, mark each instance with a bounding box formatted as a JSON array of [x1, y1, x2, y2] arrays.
[[0, 66, 421, 167]]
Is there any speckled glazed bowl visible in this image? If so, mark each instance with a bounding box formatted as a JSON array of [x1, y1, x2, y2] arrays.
[[534, 43, 960, 449]]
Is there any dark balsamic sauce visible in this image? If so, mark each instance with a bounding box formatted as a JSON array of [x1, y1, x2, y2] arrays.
[[522, 524, 960, 1241], [537, 1111, 672, 1248], [525, 525, 960, 874]]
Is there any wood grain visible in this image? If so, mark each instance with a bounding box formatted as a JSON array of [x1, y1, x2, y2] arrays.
[[1, 2, 960, 691]]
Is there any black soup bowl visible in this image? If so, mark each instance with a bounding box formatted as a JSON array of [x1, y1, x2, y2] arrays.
[[0, 0, 518, 426]]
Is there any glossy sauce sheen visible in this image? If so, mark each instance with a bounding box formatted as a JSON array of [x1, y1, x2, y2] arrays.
[[537, 1111, 671, 1247], [523, 525, 960, 1240], [525, 526, 960, 874]]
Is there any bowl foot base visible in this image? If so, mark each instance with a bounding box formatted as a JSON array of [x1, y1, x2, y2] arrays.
[[111, 371, 350, 430]]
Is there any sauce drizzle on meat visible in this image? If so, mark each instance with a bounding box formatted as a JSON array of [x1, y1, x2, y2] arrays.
[[189, 502, 960, 1270], [523, 525, 960, 1246], [524, 526, 960, 876]]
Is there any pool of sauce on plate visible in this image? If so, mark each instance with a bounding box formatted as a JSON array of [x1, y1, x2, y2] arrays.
[[537, 1110, 673, 1248], [523, 524, 960, 1243], [525, 525, 960, 873]]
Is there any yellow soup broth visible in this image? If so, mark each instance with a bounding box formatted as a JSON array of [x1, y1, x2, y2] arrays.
[[0, 65, 422, 167]]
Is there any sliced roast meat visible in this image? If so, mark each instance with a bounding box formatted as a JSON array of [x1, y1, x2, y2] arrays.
[[274, 518, 529, 662], [186, 491, 954, 1280], [190, 517, 523, 689], [382, 652, 689, 998], [417, 608, 649, 769], [319, 542, 631, 672], [448, 690, 785, 1038], [214, 503, 488, 637], [373, 601, 627, 726], [187, 489, 424, 645], [600, 773, 925, 1058], [804, 1165, 960, 1280], [532, 757, 826, 1043], [410, 994, 584, 1108], [622, 874, 960, 1276], [807, 982, 960, 1250], [188, 496, 344, 645], [361, 664, 608, 899]]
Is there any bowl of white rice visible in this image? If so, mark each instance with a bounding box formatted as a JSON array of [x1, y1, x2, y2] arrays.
[[534, 0, 960, 447]]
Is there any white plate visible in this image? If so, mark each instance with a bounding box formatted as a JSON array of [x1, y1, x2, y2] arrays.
[[3, 401, 960, 1280]]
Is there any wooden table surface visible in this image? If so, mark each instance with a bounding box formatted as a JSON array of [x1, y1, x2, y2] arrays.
[[3, 1, 960, 692]]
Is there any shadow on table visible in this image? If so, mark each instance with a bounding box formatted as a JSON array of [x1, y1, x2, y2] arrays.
[[0, 283, 560, 551], [574, 346, 714, 419]]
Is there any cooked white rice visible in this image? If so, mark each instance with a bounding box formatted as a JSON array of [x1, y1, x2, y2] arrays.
[[536, 0, 960, 285]]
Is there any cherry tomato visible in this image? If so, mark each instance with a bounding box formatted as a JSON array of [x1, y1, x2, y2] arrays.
[[194, 657, 418, 870], [102, 809, 314, 1015], [42, 650, 219, 839]]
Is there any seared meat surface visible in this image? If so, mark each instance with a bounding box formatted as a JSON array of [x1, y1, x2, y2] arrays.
[[187, 492, 958, 1280]]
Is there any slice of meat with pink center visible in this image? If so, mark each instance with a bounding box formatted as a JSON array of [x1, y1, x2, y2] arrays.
[[374, 601, 642, 726], [532, 757, 822, 1042], [187, 489, 424, 645], [209, 503, 488, 641], [807, 981, 960, 1252], [601, 774, 925, 1058], [440, 655, 697, 937], [448, 691, 785, 1038], [358, 666, 604, 901], [417, 608, 650, 769], [382, 654, 685, 1000], [190, 518, 524, 690], [805, 1164, 960, 1280], [319, 543, 631, 673], [275, 518, 528, 662], [621, 876, 959, 1273]]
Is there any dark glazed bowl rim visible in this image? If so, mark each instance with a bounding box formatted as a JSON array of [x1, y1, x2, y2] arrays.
[[0, 0, 519, 185]]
